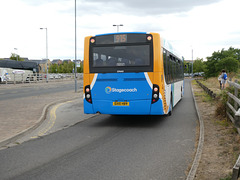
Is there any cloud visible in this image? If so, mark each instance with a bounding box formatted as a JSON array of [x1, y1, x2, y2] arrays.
[[21, 0, 223, 16], [21, 0, 69, 6], [79, 0, 222, 15], [2, 0, 239, 61]]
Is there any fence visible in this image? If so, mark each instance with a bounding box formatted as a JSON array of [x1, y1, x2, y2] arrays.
[[233, 155, 240, 180], [0, 73, 83, 85], [225, 80, 240, 180], [195, 80, 217, 99], [196, 79, 240, 179], [226, 80, 240, 133]]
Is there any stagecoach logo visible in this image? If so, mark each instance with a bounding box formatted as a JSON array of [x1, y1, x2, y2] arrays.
[[105, 87, 112, 94], [105, 86, 137, 94]]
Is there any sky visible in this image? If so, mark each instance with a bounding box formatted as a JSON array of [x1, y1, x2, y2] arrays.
[[0, 0, 240, 61]]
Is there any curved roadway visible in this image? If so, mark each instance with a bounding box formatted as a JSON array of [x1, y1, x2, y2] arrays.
[[0, 79, 197, 180]]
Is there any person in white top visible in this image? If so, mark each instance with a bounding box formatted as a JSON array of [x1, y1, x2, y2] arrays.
[[218, 72, 222, 89], [220, 69, 227, 89]]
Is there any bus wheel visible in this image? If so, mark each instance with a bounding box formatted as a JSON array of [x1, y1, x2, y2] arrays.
[[168, 95, 173, 116]]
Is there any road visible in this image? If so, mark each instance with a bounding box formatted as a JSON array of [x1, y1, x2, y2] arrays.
[[0, 79, 197, 180], [0, 81, 83, 101]]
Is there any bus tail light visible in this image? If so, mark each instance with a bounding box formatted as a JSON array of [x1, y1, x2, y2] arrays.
[[85, 85, 92, 104], [152, 84, 159, 104], [86, 87, 90, 93]]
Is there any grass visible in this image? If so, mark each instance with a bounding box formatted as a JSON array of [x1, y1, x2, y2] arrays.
[[193, 88, 214, 103], [192, 80, 198, 85], [233, 150, 240, 165], [194, 91, 205, 97], [198, 77, 223, 96], [193, 91, 213, 102], [219, 173, 232, 180], [215, 119, 230, 127], [193, 79, 216, 102], [202, 94, 213, 102]]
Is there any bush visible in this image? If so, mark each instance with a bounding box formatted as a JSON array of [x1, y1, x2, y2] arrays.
[[215, 86, 234, 117]]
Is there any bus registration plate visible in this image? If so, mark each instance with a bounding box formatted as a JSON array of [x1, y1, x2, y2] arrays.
[[113, 102, 129, 106]]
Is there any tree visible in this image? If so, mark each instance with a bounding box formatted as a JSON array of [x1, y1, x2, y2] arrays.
[[193, 58, 205, 73], [49, 64, 58, 73], [205, 47, 240, 77], [49, 61, 82, 73], [9, 53, 24, 61], [184, 61, 192, 74], [216, 57, 238, 73], [78, 61, 83, 73]]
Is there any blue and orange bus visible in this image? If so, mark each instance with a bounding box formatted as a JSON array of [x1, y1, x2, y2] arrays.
[[83, 32, 184, 115]]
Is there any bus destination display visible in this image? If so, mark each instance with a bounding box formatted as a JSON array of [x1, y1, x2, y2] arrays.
[[114, 34, 127, 43]]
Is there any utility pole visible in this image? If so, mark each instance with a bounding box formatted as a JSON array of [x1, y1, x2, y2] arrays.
[[74, 0, 77, 93], [192, 49, 193, 78], [14, 48, 18, 61], [113, 24, 123, 32], [40, 27, 49, 83]]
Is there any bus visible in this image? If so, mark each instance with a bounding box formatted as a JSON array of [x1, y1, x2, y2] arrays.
[[83, 32, 184, 115]]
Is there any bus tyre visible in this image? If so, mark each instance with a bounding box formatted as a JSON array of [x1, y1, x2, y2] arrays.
[[168, 96, 173, 116]]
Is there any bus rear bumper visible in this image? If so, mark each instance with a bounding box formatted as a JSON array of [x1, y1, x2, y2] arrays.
[[150, 99, 165, 115], [84, 99, 165, 115], [94, 99, 151, 115]]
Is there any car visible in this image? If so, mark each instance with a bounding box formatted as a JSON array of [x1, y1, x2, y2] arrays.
[[193, 72, 205, 77]]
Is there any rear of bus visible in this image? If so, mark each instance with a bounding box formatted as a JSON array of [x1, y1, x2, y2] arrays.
[[83, 32, 167, 115]]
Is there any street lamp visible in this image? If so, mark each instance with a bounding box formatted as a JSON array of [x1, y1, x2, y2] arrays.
[[40, 27, 49, 83], [113, 24, 123, 32], [14, 48, 18, 61], [74, 0, 77, 93], [192, 48, 193, 78]]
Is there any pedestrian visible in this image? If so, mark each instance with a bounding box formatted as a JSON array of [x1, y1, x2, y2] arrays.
[[221, 69, 227, 89], [218, 72, 222, 89]]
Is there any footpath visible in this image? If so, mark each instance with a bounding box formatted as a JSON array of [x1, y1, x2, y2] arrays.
[[0, 81, 81, 148]]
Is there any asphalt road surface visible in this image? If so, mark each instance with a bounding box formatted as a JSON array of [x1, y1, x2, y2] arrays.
[[0, 81, 83, 101], [0, 79, 197, 180]]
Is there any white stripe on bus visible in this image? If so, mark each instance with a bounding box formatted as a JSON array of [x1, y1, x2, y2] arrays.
[[90, 73, 98, 89], [144, 72, 153, 89]]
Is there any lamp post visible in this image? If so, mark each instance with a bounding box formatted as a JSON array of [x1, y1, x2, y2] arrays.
[[236, 51, 240, 69], [192, 49, 193, 78], [40, 27, 49, 83], [14, 48, 18, 61], [192, 48, 193, 78], [113, 24, 123, 32], [74, 0, 77, 93]]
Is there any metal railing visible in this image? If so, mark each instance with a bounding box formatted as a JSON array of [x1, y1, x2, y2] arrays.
[[0, 73, 83, 85]]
